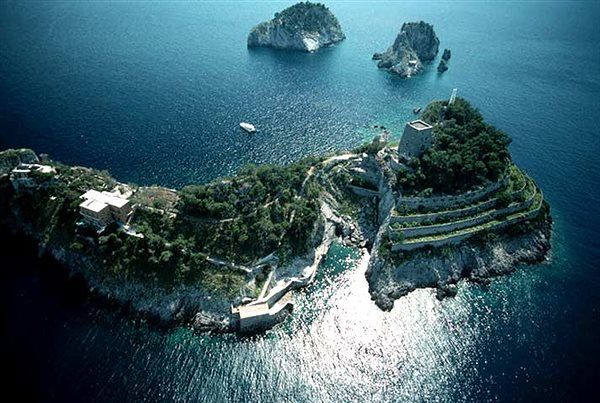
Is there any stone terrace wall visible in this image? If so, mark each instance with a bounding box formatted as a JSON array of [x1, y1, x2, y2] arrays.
[[348, 185, 380, 198], [391, 176, 530, 226], [391, 198, 542, 252], [397, 177, 508, 210], [390, 193, 537, 239], [391, 197, 497, 225]]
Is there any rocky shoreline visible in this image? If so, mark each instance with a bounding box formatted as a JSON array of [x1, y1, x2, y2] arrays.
[[0, 208, 232, 332], [0, 158, 554, 330], [0, 173, 360, 334], [366, 212, 552, 311]]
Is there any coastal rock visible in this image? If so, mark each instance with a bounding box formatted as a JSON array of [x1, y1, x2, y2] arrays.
[[437, 48, 451, 73], [373, 21, 440, 78], [441, 48, 451, 61], [0, 148, 334, 334], [437, 59, 448, 73], [247, 2, 345, 52], [0, 111, 553, 332], [366, 216, 552, 311]]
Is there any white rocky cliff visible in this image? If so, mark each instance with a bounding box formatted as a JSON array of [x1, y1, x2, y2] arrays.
[[373, 21, 440, 78], [247, 2, 345, 52]]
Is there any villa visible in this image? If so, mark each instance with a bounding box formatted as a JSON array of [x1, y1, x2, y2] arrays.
[[79, 189, 132, 228]]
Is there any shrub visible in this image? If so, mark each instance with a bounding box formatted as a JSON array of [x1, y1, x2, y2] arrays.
[[495, 191, 513, 208]]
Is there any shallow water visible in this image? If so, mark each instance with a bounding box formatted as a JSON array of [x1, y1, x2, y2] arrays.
[[1, 1, 599, 401]]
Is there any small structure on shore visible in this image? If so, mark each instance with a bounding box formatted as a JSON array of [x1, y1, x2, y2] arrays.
[[231, 292, 292, 333], [79, 189, 132, 228], [10, 163, 56, 192], [398, 120, 434, 159]]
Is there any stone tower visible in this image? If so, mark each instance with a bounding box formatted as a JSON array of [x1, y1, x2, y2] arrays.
[[398, 120, 434, 159]]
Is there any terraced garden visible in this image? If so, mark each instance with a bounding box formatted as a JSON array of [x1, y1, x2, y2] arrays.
[[388, 166, 545, 251]]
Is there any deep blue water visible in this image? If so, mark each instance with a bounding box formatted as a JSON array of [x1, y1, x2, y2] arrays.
[[1, 1, 599, 401]]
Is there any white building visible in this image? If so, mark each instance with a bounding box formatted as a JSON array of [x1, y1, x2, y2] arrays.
[[10, 163, 56, 191], [398, 120, 434, 159], [79, 189, 132, 228]]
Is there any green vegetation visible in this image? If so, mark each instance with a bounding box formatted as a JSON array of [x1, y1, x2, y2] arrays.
[[117, 158, 323, 292], [1, 154, 324, 298], [495, 190, 513, 208], [349, 175, 378, 191], [378, 232, 393, 260], [390, 154, 544, 239], [131, 186, 178, 211], [28, 169, 55, 184], [388, 164, 546, 254], [507, 164, 526, 193], [328, 166, 364, 219], [399, 97, 511, 195], [392, 165, 531, 222], [175, 158, 322, 262], [12, 164, 117, 242], [273, 2, 340, 32], [0, 148, 37, 175]]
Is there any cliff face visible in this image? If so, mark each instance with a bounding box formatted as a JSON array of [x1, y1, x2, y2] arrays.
[[247, 2, 345, 52], [373, 21, 440, 78], [366, 215, 552, 311], [0, 179, 233, 332]]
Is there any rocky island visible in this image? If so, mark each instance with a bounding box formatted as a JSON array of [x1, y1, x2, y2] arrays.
[[373, 21, 440, 78], [437, 48, 451, 73], [247, 2, 345, 52], [0, 97, 551, 333]]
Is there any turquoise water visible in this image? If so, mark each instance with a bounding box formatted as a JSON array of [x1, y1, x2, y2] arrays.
[[1, 1, 599, 401]]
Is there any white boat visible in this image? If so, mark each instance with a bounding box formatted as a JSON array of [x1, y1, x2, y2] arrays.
[[240, 122, 256, 133]]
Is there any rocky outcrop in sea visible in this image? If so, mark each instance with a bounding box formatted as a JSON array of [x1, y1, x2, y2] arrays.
[[373, 21, 440, 78], [247, 2, 345, 52], [437, 48, 451, 73]]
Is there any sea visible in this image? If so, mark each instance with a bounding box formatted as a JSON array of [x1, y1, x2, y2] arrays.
[[1, 1, 599, 401]]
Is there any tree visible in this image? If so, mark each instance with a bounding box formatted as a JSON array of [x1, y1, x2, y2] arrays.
[[403, 98, 511, 195], [496, 191, 512, 208]]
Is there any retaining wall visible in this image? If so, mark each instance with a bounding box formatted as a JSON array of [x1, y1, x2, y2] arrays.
[[389, 191, 537, 239], [397, 177, 508, 210], [391, 197, 498, 225], [348, 185, 380, 198], [391, 198, 542, 252], [391, 177, 530, 225]]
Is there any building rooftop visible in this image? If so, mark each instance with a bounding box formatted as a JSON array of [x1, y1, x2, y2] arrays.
[[37, 165, 55, 174], [409, 120, 433, 130], [80, 189, 129, 209], [12, 163, 56, 174], [80, 198, 109, 213]]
